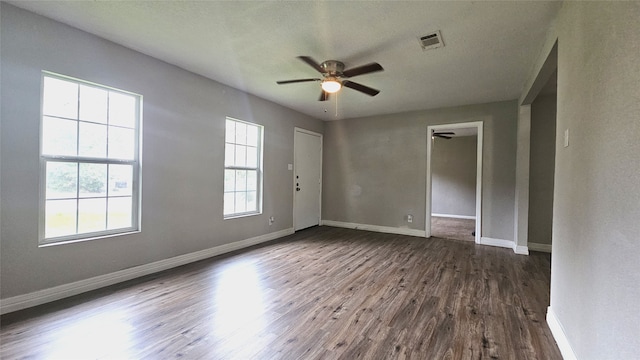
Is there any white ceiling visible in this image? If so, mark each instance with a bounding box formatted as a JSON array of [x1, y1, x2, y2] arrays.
[[9, 1, 562, 121]]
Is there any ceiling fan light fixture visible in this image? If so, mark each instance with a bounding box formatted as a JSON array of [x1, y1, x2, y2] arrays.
[[321, 79, 342, 93]]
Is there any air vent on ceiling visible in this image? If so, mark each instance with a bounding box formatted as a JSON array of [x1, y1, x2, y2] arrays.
[[419, 30, 444, 51]]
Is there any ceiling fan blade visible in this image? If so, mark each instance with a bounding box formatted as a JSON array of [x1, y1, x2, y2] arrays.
[[434, 134, 452, 139], [342, 62, 384, 78], [342, 81, 380, 96], [298, 56, 325, 73], [277, 78, 320, 85], [434, 132, 455, 135], [318, 90, 330, 101]]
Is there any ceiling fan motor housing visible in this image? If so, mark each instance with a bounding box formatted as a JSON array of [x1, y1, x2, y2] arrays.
[[321, 60, 345, 76]]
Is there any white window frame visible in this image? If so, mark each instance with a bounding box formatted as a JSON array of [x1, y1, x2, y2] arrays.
[[39, 71, 142, 246], [223, 117, 263, 219]]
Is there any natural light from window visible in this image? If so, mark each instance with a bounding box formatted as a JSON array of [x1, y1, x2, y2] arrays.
[[40, 73, 141, 244], [224, 118, 263, 218]]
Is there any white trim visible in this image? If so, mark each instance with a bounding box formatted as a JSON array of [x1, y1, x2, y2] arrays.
[[480, 236, 514, 249], [431, 213, 476, 220], [321, 220, 426, 238], [528, 242, 552, 253], [514, 245, 529, 255], [0, 228, 294, 315], [293, 128, 323, 231], [547, 306, 578, 360], [480, 236, 529, 255], [426, 121, 483, 244]]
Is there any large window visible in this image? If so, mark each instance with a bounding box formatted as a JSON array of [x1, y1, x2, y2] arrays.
[[224, 118, 263, 218], [40, 72, 141, 245]]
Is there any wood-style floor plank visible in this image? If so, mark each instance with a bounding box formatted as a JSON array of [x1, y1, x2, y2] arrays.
[[0, 226, 561, 359]]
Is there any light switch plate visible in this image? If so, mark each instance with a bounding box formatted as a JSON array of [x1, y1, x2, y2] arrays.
[[564, 129, 569, 148], [288, 164, 293, 170]]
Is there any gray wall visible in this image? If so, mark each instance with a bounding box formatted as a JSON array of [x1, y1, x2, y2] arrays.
[[0, 4, 323, 299], [528, 94, 556, 245], [432, 136, 477, 217], [322, 101, 517, 241], [522, 2, 640, 358]]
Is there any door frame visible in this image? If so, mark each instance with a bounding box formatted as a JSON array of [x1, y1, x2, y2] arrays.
[[293, 127, 323, 231], [426, 121, 483, 243]]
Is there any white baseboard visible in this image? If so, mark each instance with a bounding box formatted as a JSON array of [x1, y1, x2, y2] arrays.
[[528, 242, 552, 253], [431, 213, 476, 220], [321, 220, 426, 238], [547, 306, 578, 360], [0, 228, 294, 315], [514, 245, 529, 255], [480, 236, 529, 255], [480, 236, 514, 249]]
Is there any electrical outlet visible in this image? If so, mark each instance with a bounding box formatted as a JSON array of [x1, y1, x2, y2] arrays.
[[407, 214, 413, 223], [269, 216, 275, 225]]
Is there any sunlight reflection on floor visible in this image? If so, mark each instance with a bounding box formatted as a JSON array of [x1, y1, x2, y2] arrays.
[[209, 260, 269, 355], [45, 308, 135, 359]]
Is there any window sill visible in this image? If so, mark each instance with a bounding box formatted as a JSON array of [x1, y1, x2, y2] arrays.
[[39, 229, 140, 248], [223, 212, 262, 220]]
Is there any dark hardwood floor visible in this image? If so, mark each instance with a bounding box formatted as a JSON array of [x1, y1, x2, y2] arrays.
[[431, 216, 476, 242], [0, 226, 561, 359]]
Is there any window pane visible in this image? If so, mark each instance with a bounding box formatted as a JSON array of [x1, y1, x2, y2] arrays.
[[79, 85, 108, 123], [224, 169, 235, 192], [46, 162, 78, 200], [223, 192, 235, 216], [246, 125, 258, 147], [78, 198, 107, 233], [108, 126, 135, 160], [225, 120, 236, 143], [225, 143, 235, 167], [45, 199, 77, 238], [41, 74, 141, 242], [108, 92, 136, 128], [223, 118, 262, 218], [43, 77, 78, 119], [235, 122, 247, 145], [235, 145, 246, 167], [246, 191, 257, 212], [246, 170, 257, 191], [109, 164, 133, 196], [235, 192, 247, 213], [42, 117, 77, 156], [79, 163, 107, 198], [235, 170, 247, 191], [246, 146, 258, 168], [79, 122, 107, 158], [108, 197, 132, 230]]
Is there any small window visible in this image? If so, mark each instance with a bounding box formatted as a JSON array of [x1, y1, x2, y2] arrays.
[[224, 118, 263, 218], [40, 72, 141, 245]]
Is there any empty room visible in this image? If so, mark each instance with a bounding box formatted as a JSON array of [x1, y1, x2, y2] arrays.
[[1, 2, 639, 359]]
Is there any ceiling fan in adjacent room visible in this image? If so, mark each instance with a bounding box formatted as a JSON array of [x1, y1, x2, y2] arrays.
[[432, 131, 455, 139], [277, 56, 384, 101]]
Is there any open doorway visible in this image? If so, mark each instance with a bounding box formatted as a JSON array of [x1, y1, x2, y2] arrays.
[[426, 121, 483, 243], [528, 70, 557, 252], [518, 41, 558, 254]]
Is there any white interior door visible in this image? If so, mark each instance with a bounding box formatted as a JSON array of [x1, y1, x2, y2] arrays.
[[294, 128, 322, 231]]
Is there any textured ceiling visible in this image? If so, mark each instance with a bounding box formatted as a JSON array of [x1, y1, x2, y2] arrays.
[[9, 1, 562, 121]]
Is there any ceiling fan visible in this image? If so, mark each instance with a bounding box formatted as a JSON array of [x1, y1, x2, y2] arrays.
[[433, 131, 455, 139], [277, 56, 384, 101]]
